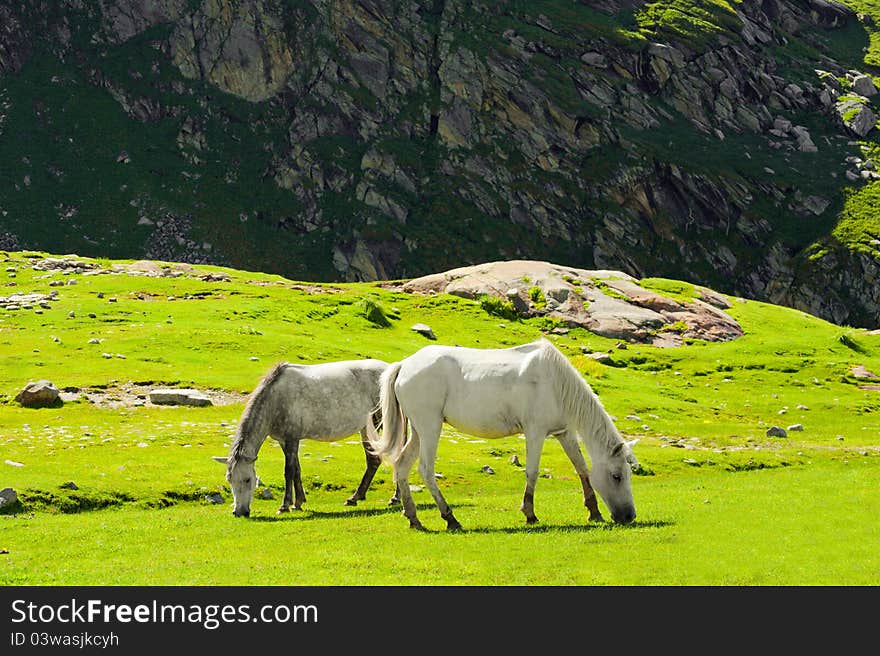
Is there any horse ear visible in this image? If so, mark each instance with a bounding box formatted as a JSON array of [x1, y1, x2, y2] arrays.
[[624, 439, 640, 468], [211, 456, 229, 464]]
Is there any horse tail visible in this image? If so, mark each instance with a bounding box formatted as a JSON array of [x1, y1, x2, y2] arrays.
[[366, 361, 408, 462]]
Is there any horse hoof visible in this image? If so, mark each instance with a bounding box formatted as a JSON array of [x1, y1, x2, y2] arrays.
[[388, 498, 401, 506], [589, 513, 606, 523], [447, 521, 463, 532], [525, 515, 539, 525], [409, 520, 426, 531], [343, 498, 358, 506], [277, 507, 289, 514]]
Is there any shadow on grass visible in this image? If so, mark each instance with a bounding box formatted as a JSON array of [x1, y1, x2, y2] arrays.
[[459, 517, 673, 535], [244, 501, 436, 523]]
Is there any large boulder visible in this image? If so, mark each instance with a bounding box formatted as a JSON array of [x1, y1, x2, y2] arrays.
[[401, 260, 743, 346], [15, 380, 60, 408]]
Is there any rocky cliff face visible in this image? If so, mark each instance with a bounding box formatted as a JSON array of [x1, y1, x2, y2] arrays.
[[0, 0, 878, 326]]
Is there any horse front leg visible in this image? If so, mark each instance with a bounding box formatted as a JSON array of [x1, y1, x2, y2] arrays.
[[556, 431, 605, 522], [520, 431, 545, 525], [279, 439, 305, 513], [345, 428, 381, 506]]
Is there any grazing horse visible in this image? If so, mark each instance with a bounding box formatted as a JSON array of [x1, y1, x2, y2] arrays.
[[217, 359, 394, 517], [367, 338, 638, 530]]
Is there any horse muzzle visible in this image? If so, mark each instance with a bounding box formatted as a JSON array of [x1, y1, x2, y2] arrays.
[[612, 507, 636, 525]]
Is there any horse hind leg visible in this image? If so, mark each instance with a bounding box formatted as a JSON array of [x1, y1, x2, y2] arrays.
[[394, 429, 424, 530], [345, 428, 381, 506], [556, 430, 604, 522], [414, 421, 461, 531]]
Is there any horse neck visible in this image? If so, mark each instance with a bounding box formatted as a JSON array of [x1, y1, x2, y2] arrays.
[[230, 401, 272, 461], [564, 374, 622, 455]]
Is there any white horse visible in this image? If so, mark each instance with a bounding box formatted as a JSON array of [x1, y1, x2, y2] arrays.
[[367, 338, 638, 530], [217, 359, 395, 517]]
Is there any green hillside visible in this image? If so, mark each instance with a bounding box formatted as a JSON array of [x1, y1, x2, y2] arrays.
[[1, 251, 878, 585]]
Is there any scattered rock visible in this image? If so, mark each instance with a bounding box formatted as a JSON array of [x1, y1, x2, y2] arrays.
[[0, 488, 18, 508], [480, 465, 495, 475], [15, 380, 60, 408], [149, 388, 213, 407], [851, 365, 877, 379], [59, 481, 79, 490], [851, 74, 878, 98], [4, 460, 24, 467], [509, 455, 522, 467], [588, 352, 614, 364], [766, 426, 788, 438], [411, 323, 436, 340], [787, 424, 804, 432], [204, 492, 225, 504], [259, 488, 274, 500]]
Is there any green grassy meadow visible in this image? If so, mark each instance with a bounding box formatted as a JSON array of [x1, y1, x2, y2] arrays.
[[1, 251, 879, 585]]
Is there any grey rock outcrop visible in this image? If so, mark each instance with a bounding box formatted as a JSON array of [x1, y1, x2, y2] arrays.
[[403, 260, 743, 346], [15, 380, 60, 408]]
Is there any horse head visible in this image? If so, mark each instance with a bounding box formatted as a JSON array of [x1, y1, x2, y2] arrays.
[[223, 453, 258, 517], [589, 438, 638, 525]]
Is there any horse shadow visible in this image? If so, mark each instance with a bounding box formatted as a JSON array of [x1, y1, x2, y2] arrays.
[[244, 501, 439, 523], [459, 517, 673, 535], [243, 501, 673, 533]]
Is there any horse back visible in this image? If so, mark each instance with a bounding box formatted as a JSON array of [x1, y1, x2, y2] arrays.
[[266, 360, 387, 439]]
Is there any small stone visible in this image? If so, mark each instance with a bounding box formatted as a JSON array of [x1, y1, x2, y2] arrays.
[[411, 323, 436, 340], [259, 488, 274, 500], [509, 455, 522, 467], [787, 423, 804, 432], [587, 352, 613, 364], [0, 487, 18, 508], [59, 481, 78, 490], [766, 426, 788, 438], [480, 465, 495, 474], [204, 492, 224, 504]]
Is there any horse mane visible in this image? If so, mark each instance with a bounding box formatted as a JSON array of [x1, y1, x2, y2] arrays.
[[538, 339, 623, 452], [229, 361, 290, 463]]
